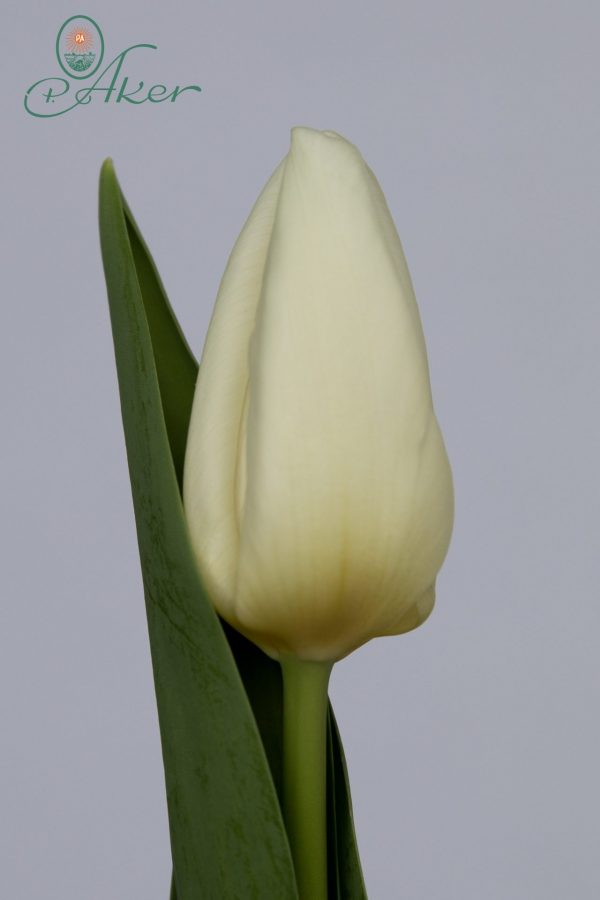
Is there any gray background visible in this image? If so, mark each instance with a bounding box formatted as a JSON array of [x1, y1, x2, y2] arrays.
[[2, 1, 599, 897]]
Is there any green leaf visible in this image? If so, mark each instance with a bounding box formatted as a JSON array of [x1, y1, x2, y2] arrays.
[[328, 710, 368, 899], [98, 159, 368, 899], [99, 159, 297, 900]]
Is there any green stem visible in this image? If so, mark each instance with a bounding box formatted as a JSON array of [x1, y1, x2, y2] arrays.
[[281, 658, 334, 900]]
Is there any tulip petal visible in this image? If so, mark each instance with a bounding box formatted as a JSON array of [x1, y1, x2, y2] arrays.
[[233, 129, 453, 660], [183, 161, 285, 619]]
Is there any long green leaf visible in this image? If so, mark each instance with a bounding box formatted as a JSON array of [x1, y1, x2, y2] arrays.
[[120, 173, 288, 806], [329, 711, 368, 899], [99, 158, 368, 899], [99, 159, 297, 900]]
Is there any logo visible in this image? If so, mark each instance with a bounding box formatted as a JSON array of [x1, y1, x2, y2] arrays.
[[25, 15, 201, 118], [57, 15, 104, 77]]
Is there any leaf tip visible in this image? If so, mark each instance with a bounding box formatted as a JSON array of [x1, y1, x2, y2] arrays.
[[99, 157, 119, 194]]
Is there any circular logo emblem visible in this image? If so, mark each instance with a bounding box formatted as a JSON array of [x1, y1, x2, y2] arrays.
[[56, 15, 104, 79]]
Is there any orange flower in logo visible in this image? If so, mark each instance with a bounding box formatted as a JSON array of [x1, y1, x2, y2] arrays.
[[66, 26, 94, 54]]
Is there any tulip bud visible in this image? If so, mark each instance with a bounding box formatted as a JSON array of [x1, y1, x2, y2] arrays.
[[183, 127, 453, 664]]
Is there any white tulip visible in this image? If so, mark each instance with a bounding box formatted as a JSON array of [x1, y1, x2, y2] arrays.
[[183, 127, 453, 664]]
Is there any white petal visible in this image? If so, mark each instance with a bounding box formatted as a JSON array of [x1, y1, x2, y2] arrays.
[[233, 128, 453, 660], [183, 161, 285, 619]]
